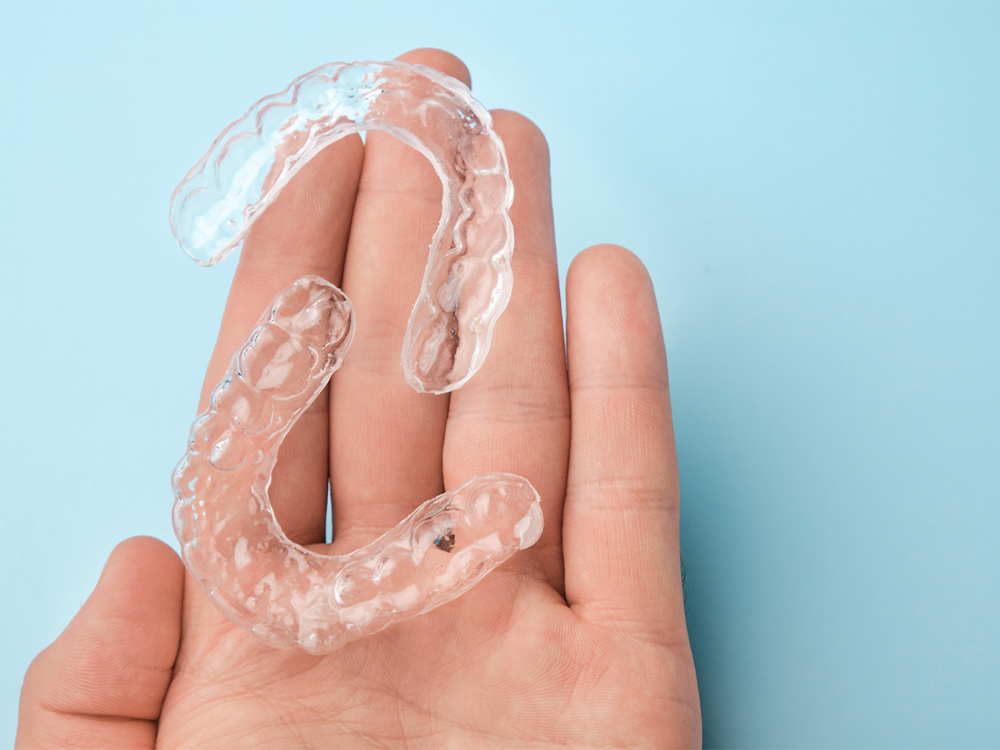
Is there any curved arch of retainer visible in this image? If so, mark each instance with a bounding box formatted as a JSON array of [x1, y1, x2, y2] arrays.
[[172, 277, 543, 654], [170, 65, 541, 654], [170, 60, 516, 394]]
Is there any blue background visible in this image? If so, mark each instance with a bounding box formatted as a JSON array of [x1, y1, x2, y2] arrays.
[[1, 2, 998, 747]]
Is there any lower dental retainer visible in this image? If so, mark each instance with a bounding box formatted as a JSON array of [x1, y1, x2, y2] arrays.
[[170, 63, 541, 654]]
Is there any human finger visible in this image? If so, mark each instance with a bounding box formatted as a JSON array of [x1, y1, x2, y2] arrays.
[[444, 110, 569, 592], [562, 246, 687, 642], [328, 49, 471, 554], [197, 133, 363, 546], [16, 537, 184, 749]]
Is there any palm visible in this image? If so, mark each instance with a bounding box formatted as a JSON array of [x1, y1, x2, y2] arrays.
[[18, 49, 699, 749], [162, 563, 682, 747]]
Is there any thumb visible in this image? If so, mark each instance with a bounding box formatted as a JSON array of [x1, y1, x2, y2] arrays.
[[17, 536, 184, 749]]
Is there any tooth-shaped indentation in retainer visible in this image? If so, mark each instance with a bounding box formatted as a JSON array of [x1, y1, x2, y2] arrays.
[[169, 61, 515, 395], [171, 276, 543, 654]]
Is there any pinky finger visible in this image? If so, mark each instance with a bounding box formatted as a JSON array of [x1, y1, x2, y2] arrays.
[[562, 245, 686, 645]]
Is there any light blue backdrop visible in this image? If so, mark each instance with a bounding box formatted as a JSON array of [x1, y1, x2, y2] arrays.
[[1, 2, 997, 747]]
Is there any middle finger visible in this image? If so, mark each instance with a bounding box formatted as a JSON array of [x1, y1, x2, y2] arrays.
[[328, 49, 471, 554]]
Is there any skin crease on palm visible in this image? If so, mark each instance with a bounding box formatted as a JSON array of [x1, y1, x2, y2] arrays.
[[16, 48, 702, 749]]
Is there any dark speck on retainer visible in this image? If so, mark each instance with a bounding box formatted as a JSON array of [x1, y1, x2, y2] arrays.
[[434, 531, 456, 553]]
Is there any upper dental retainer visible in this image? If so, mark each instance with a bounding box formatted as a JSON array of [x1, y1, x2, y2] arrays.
[[170, 60, 516, 395]]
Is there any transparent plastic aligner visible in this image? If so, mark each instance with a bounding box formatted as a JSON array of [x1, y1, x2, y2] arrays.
[[169, 61, 515, 394], [172, 276, 542, 654]]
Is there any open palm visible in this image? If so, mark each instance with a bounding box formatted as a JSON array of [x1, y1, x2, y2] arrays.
[[18, 49, 700, 749]]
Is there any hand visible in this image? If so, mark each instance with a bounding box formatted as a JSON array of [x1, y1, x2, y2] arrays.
[[17, 49, 700, 748]]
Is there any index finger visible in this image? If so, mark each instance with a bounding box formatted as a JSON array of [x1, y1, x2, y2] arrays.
[[197, 134, 364, 546]]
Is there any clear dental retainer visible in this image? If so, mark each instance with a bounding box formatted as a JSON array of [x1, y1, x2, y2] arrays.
[[170, 61, 542, 654]]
